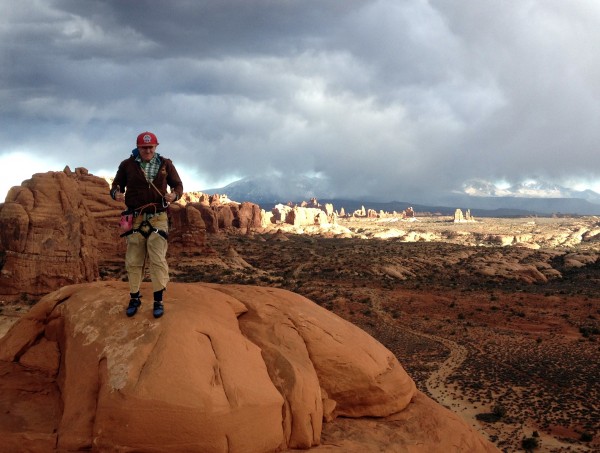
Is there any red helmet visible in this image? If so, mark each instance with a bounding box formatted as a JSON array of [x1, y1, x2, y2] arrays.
[[136, 131, 159, 146]]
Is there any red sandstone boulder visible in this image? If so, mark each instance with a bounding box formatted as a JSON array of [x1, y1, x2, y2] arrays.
[[0, 282, 497, 452], [166, 203, 207, 249], [0, 168, 109, 297], [178, 193, 264, 233], [233, 201, 263, 230], [215, 204, 236, 229]]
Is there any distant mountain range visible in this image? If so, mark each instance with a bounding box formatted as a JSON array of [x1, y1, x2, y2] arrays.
[[202, 174, 335, 205], [203, 175, 600, 216]]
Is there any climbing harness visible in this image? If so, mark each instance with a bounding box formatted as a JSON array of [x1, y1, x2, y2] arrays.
[[120, 202, 168, 239], [121, 216, 169, 240], [120, 218, 168, 239]]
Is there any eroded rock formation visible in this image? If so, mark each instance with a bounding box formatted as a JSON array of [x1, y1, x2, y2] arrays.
[[343, 205, 416, 219], [271, 202, 336, 227], [0, 282, 497, 453], [454, 208, 465, 222], [0, 168, 118, 297], [454, 208, 475, 223]]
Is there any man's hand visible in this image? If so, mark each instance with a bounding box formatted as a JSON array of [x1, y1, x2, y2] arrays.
[[164, 192, 177, 203], [114, 189, 125, 202]]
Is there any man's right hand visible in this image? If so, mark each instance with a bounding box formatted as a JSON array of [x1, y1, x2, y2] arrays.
[[112, 187, 125, 202]]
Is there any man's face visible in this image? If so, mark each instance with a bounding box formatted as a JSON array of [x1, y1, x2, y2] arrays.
[[139, 145, 156, 162]]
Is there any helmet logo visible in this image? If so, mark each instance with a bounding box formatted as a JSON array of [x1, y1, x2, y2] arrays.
[[143, 134, 152, 144]]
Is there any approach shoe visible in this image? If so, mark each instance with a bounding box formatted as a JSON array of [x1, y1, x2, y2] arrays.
[[126, 298, 142, 317], [153, 301, 164, 318]]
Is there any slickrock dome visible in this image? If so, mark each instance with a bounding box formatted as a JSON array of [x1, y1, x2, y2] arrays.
[[0, 282, 497, 452]]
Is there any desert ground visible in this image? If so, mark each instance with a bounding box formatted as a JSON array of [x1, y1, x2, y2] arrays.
[[2, 214, 599, 452]]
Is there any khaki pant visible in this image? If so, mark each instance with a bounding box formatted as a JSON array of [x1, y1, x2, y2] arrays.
[[125, 212, 169, 294]]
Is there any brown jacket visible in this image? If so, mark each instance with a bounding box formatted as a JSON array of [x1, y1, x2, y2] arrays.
[[111, 155, 184, 212]]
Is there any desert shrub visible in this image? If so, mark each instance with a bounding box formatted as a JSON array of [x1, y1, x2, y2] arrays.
[[521, 436, 539, 451], [492, 404, 507, 418], [475, 412, 501, 423], [475, 404, 506, 423], [580, 432, 593, 442], [579, 326, 600, 337], [19, 292, 38, 306]]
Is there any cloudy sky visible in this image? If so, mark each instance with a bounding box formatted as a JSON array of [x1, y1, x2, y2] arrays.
[[2, 0, 600, 202]]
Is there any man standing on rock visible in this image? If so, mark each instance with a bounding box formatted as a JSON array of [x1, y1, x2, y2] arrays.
[[110, 131, 183, 318]]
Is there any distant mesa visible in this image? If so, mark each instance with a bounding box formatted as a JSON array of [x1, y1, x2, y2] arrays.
[[0, 281, 498, 452]]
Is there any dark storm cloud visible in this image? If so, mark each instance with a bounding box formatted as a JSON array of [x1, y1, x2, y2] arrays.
[[2, 0, 600, 200], [430, 0, 600, 182], [51, 0, 366, 58]]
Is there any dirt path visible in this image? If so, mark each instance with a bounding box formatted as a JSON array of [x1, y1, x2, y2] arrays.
[[370, 297, 468, 406], [404, 324, 592, 451], [422, 333, 468, 403], [397, 323, 474, 414], [370, 299, 592, 452]]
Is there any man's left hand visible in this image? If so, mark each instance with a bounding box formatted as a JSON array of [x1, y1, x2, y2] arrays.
[[164, 192, 177, 203]]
